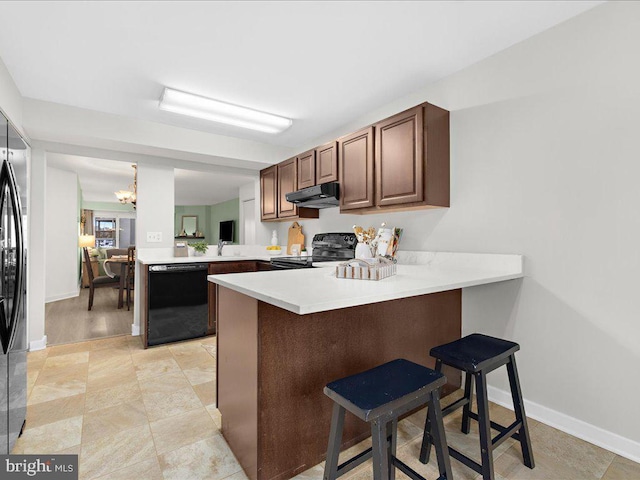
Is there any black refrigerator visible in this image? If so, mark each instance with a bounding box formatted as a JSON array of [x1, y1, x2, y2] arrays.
[[0, 111, 27, 454]]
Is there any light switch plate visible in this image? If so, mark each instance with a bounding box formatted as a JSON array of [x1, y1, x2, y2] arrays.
[[147, 232, 163, 243]]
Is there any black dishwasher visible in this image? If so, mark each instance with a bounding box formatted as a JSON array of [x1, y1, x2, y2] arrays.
[[147, 263, 209, 346]]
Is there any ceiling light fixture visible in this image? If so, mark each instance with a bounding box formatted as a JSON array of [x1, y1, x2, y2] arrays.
[[159, 88, 292, 134], [114, 164, 137, 208]]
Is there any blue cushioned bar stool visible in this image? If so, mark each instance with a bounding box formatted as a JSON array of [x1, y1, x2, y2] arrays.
[[323, 359, 453, 480], [419, 334, 534, 480]]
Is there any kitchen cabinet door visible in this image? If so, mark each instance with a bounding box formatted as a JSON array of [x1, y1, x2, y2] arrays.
[[338, 127, 375, 211], [277, 157, 298, 218], [297, 150, 316, 189], [375, 105, 424, 207], [315, 141, 338, 184], [208, 261, 259, 334], [260, 166, 278, 221]]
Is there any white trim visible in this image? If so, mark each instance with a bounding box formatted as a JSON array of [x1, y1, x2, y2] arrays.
[[29, 335, 47, 351], [45, 290, 79, 303], [487, 385, 640, 464], [131, 323, 140, 336]]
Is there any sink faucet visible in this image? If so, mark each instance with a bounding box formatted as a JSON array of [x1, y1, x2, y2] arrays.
[[217, 240, 230, 256]]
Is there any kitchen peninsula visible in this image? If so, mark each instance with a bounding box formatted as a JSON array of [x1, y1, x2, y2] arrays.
[[208, 252, 523, 480]]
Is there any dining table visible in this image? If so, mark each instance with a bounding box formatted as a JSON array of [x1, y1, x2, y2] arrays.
[[103, 255, 130, 309]]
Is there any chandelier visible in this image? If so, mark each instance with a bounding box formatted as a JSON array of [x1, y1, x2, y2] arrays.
[[114, 164, 137, 207]]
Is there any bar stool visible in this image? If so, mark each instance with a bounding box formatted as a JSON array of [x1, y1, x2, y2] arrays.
[[419, 334, 534, 480], [323, 359, 453, 480]]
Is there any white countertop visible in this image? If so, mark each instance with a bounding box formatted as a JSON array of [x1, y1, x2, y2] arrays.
[[208, 252, 523, 315], [137, 246, 300, 265]]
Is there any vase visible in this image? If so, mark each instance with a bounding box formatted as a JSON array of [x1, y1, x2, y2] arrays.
[[355, 243, 373, 260]]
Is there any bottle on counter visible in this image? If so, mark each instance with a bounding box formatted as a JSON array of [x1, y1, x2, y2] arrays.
[[271, 230, 279, 246]]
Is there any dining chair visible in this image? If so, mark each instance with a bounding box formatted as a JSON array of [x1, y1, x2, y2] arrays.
[[83, 247, 120, 311], [126, 246, 136, 310]]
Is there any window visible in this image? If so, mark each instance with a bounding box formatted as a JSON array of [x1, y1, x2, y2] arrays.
[[94, 212, 136, 249]]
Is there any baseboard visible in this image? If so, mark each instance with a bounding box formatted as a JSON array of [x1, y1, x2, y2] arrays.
[[29, 335, 47, 351], [487, 385, 640, 463], [45, 290, 79, 303], [131, 324, 140, 336]]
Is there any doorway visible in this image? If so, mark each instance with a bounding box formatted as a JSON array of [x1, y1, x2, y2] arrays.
[[242, 198, 256, 245]]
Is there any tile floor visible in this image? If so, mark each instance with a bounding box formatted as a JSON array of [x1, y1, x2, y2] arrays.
[[16, 334, 640, 480]]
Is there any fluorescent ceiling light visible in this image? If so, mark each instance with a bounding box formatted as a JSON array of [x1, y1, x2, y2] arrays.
[[159, 88, 292, 134]]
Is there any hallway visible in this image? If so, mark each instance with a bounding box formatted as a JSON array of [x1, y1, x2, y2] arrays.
[[45, 288, 133, 345]]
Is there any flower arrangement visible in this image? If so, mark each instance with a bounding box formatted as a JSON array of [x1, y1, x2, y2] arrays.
[[353, 223, 402, 260]]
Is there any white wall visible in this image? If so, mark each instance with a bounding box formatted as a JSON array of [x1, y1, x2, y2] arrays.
[[132, 163, 175, 333], [273, 1, 640, 459], [0, 55, 22, 136], [44, 167, 79, 302], [28, 148, 46, 348], [135, 163, 175, 249]]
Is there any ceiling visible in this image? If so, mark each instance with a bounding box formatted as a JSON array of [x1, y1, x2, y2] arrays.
[[46, 154, 253, 205], [0, 1, 602, 150], [0, 1, 604, 207]]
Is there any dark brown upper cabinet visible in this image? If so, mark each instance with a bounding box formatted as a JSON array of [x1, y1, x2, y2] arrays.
[[260, 159, 319, 222], [260, 165, 278, 221], [340, 102, 449, 213], [297, 149, 316, 189], [261, 101, 448, 220], [338, 127, 375, 211], [277, 157, 298, 218], [375, 106, 424, 207], [315, 141, 338, 185]]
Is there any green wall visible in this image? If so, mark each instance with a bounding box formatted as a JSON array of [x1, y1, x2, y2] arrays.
[[175, 205, 210, 242], [210, 198, 239, 244], [83, 201, 135, 213], [175, 198, 239, 244]]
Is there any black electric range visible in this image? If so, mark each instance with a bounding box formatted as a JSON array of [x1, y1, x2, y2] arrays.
[[269, 233, 356, 270]]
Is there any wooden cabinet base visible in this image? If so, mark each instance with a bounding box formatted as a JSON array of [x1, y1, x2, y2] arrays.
[[217, 287, 462, 480]]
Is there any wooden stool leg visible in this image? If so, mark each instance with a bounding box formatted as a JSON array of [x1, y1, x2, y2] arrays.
[[418, 359, 442, 464], [387, 418, 397, 480], [428, 389, 453, 480], [371, 418, 390, 480], [461, 371, 473, 434], [475, 371, 495, 480], [507, 355, 535, 469], [323, 404, 346, 480]]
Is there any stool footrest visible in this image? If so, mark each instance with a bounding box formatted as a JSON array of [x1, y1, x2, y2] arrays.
[[492, 420, 523, 449], [336, 446, 373, 477], [448, 447, 483, 475], [441, 396, 470, 417], [467, 411, 523, 443], [391, 456, 429, 480]]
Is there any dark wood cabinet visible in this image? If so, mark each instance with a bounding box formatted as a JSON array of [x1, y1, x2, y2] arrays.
[[260, 159, 319, 222], [277, 157, 298, 218], [339, 102, 449, 213], [315, 141, 338, 184], [338, 127, 375, 211], [207, 261, 262, 334], [260, 102, 448, 218], [260, 166, 278, 221], [297, 150, 316, 189], [375, 106, 424, 207], [256, 261, 272, 272]]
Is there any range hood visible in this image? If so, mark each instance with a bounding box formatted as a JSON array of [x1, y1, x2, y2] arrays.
[[285, 182, 339, 209]]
